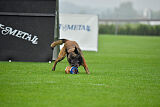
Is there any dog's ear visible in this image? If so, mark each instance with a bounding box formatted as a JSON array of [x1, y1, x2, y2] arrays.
[[74, 47, 79, 54]]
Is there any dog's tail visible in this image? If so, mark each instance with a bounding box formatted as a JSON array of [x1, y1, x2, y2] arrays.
[[51, 39, 68, 48]]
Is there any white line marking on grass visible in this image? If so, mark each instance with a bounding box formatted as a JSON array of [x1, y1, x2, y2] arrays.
[[10, 81, 57, 85], [46, 81, 56, 84], [11, 81, 41, 85], [89, 83, 105, 86]]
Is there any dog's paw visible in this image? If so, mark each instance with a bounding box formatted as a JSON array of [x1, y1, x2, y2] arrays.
[[86, 72, 90, 74], [52, 68, 55, 71]]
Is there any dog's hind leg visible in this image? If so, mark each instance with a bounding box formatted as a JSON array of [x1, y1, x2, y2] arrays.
[[52, 46, 66, 71]]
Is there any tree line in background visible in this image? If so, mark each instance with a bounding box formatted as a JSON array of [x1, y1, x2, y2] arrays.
[[100, 2, 160, 20], [60, 1, 160, 20], [99, 24, 160, 36]]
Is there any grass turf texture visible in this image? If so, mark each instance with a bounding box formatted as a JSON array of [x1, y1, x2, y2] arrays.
[[0, 35, 160, 107]]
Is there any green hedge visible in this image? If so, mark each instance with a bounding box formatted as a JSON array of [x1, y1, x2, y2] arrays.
[[99, 24, 160, 36]]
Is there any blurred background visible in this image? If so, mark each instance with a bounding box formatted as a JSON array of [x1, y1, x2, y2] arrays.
[[59, 0, 160, 36]]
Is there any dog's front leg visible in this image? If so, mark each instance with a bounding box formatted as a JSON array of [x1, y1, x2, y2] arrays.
[[84, 65, 90, 74], [82, 56, 90, 74]]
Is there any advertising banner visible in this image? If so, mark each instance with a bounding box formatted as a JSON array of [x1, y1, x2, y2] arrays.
[[0, 0, 56, 62], [59, 14, 98, 51]]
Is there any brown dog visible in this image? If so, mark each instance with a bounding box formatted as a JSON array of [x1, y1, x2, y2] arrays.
[[51, 39, 90, 74]]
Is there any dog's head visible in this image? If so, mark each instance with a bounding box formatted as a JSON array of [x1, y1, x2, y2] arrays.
[[67, 47, 82, 67]]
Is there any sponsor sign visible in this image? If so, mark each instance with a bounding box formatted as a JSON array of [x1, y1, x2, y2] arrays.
[[59, 14, 98, 51], [0, 0, 56, 62], [0, 24, 38, 45]]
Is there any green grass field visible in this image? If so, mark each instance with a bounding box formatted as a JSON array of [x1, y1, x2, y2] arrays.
[[0, 35, 160, 107]]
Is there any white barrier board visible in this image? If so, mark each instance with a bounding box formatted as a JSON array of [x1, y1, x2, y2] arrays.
[[59, 14, 98, 51]]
